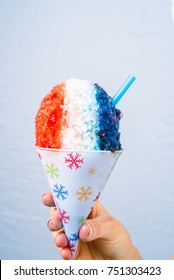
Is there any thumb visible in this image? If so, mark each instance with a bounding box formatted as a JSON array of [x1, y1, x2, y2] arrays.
[[79, 214, 117, 242]]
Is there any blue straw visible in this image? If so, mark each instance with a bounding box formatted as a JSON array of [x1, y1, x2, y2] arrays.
[[112, 74, 136, 106]]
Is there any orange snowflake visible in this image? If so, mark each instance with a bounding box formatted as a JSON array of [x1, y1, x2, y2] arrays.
[[75, 186, 92, 201], [88, 167, 96, 175]]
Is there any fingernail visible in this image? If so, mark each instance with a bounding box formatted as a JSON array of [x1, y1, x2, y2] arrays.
[[41, 192, 47, 199], [87, 223, 93, 236], [84, 223, 92, 237], [47, 217, 54, 227]]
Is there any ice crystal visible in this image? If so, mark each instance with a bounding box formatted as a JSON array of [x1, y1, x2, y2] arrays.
[[53, 184, 68, 200], [69, 242, 76, 254], [88, 167, 96, 175], [76, 186, 92, 201], [58, 208, 70, 224], [38, 153, 42, 160], [65, 152, 84, 169], [112, 151, 121, 160], [51, 150, 59, 156], [93, 192, 101, 202], [69, 232, 79, 242], [45, 162, 59, 179], [78, 216, 86, 224]]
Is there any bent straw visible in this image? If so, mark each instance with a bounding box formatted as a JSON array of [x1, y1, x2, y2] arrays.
[[112, 74, 136, 106]]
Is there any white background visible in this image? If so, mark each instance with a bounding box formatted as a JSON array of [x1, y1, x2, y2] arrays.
[[0, 0, 174, 260]]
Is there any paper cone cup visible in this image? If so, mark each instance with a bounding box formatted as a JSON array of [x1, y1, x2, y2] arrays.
[[35, 147, 122, 258]]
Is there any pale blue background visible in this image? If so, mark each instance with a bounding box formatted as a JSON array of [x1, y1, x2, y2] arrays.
[[0, 0, 174, 260]]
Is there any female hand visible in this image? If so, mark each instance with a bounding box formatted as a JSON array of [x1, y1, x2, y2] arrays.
[[41, 191, 142, 260]]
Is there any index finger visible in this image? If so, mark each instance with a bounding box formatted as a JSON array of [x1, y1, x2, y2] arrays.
[[41, 191, 55, 207]]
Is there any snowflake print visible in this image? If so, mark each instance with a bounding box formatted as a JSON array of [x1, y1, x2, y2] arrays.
[[58, 208, 70, 224], [93, 192, 101, 202], [53, 184, 68, 200], [51, 150, 59, 156], [46, 163, 59, 179], [112, 152, 121, 160], [38, 153, 42, 160], [65, 152, 84, 169], [78, 216, 86, 224], [69, 232, 79, 242], [88, 167, 96, 175], [76, 186, 92, 201], [69, 242, 76, 254]]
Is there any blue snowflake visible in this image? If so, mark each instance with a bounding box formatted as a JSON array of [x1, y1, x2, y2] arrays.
[[53, 184, 68, 200], [69, 232, 79, 242]]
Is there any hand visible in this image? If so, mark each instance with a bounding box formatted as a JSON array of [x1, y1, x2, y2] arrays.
[[41, 191, 142, 260]]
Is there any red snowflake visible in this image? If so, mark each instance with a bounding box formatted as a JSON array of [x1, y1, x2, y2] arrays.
[[69, 242, 76, 254], [65, 152, 84, 169], [58, 208, 70, 224], [38, 152, 42, 160], [93, 192, 101, 202]]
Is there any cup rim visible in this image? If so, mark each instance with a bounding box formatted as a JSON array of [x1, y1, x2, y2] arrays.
[[33, 144, 123, 154]]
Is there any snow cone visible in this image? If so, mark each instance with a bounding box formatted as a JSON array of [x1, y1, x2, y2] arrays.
[[34, 76, 135, 258], [35, 147, 122, 258]]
